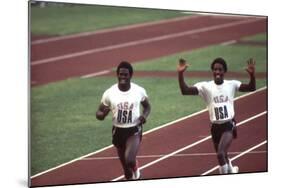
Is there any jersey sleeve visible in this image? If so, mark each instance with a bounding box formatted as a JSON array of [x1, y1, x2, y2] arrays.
[[231, 80, 242, 91], [194, 81, 205, 97], [139, 87, 148, 102], [101, 89, 110, 107]]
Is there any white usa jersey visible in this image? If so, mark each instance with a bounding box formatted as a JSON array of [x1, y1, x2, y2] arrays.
[[194, 80, 241, 124], [101, 82, 148, 128]]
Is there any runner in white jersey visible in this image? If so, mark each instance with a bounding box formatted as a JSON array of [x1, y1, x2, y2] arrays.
[[194, 79, 241, 124], [96, 61, 151, 180], [101, 82, 148, 128], [177, 57, 256, 174]]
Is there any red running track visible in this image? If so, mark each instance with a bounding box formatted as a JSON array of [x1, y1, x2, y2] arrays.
[[30, 15, 267, 86], [31, 88, 267, 187]]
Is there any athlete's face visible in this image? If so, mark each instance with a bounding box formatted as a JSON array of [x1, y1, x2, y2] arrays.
[[118, 68, 131, 86], [212, 63, 225, 85]]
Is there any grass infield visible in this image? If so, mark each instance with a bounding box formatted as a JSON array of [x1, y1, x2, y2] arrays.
[[30, 3, 188, 36]]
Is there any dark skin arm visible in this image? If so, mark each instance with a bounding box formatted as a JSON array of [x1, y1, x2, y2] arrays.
[[96, 103, 110, 120], [239, 58, 256, 92], [138, 98, 151, 125], [177, 58, 199, 95]]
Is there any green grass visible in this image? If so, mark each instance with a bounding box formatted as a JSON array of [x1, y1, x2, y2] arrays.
[[31, 78, 114, 174], [30, 3, 188, 35], [132, 44, 267, 72], [242, 33, 267, 41]]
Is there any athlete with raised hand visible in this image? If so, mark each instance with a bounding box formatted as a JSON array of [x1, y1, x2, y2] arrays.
[[96, 61, 151, 180], [177, 57, 256, 174]]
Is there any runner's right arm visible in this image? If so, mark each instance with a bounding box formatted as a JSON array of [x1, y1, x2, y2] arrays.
[[177, 58, 199, 95], [96, 103, 110, 120]]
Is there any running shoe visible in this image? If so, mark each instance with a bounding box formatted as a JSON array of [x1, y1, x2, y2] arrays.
[[229, 166, 239, 173]]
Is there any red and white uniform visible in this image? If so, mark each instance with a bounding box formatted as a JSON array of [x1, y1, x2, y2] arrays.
[[101, 83, 148, 128], [194, 80, 241, 124]]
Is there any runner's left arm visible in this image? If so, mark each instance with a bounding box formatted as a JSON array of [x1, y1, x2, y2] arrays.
[[239, 58, 256, 92], [139, 98, 151, 125]]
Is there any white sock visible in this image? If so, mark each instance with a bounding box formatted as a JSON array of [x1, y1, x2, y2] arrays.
[[219, 164, 228, 174]]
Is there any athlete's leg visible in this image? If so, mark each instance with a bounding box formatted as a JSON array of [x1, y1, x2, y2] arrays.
[[116, 134, 141, 180], [213, 142, 219, 153], [113, 126, 133, 180], [124, 133, 141, 179], [217, 131, 233, 165], [211, 125, 220, 153], [120, 133, 141, 179], [217, 131, 233, 174], [116, 146, 133, 180]]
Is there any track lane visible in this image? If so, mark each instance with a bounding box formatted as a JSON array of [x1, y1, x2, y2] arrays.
[[30, 15, 250, 62]]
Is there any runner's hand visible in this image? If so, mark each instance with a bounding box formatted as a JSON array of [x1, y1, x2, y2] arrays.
[[177, 58, 189, 73], [245, 58, 256, 76], [138, 115, 146, 125]]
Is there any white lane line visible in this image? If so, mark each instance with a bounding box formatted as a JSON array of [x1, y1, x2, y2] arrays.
[[31, 87, 266, 179], [80, 70, 111, 78], [81, 151, 266, 160], [220, 40, 237, 46], [201, 140, 267, 176], [31, 18, 262, 66], [111, 111, 267, 181]]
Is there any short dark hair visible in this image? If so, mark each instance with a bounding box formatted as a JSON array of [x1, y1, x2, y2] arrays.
[[211, 57, 227, 72], [116, 61, 133, 76]]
